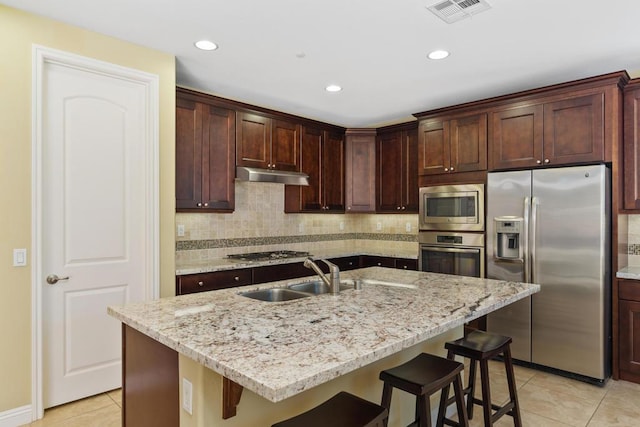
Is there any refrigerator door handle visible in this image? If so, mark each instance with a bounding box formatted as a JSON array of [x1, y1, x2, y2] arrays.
[[523, 196, 531, 283], [530, 196, 539, 284]]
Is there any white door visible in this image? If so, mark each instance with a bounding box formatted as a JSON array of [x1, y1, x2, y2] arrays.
[[38, 49, 158, 408]]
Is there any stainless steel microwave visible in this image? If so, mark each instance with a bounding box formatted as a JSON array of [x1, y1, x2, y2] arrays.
[[418, 183, 485, 231]]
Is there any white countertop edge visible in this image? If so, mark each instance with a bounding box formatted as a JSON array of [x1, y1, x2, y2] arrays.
[[617, 266, 640, 280]]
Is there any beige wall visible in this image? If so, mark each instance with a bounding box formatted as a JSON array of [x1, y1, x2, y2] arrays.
[[0, 5, 175, 413]]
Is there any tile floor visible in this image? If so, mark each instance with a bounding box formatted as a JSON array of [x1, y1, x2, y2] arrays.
[[21, 363, 640, 426]]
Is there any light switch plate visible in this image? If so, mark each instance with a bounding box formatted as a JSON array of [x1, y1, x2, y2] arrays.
[[177, 224, 185, 237], [13, 249, 27, 267], [405, 222, 412, 232], [376, 222, 382, 231], [182, 378, 193, 414]]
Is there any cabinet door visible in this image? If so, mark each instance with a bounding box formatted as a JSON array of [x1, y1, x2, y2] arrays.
[[329, 256, 360, 271], [620, 299, 640, 375], [395, 258, 418, 271], [543, 93, 604, 166], [236, 112, 271, 169], [345, 131, 376, 212], [300, 126, 323, 211], [377, 130, 403, 212], [202, 105, 235, 211], [449, 113, 487, 173], [252, 262, 310, 284], [360, 256, 395, 268], [403, 128, 419, 212], [624, 86, 640, 210], [489, 105, 544, 170], [323, 131, 345, 211], [272, 119, 301, 171], [176, 97, 203, 209], [418, 119, 450, 175]]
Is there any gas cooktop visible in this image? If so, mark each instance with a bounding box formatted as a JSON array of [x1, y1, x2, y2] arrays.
[[226, 250, 311, 262]]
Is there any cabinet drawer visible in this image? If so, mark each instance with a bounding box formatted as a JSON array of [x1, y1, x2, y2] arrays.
[[177, 269, 252, 295], [620, 279, 640, 301], [360, 255, 396, 268], [252, 262, 310, 284], [395, 258, 418, 271], [329, 256, 360, 271]]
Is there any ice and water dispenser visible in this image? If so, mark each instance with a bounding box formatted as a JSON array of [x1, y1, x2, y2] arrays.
[[494, 216, 523, 261]]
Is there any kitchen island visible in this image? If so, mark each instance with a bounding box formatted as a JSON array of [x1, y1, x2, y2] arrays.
[[108, 267, 539, 426]]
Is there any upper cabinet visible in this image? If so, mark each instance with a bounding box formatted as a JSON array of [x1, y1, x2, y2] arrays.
[[376, 123, 418, 213], [176, 89, 235, 212], [624, 80, 640, 210], [489, 93, 605, 170], [417, 113, 487, 177], [285, 126, 345, 212], [345, 129, 376, 213], [236, 112, 301, 171]]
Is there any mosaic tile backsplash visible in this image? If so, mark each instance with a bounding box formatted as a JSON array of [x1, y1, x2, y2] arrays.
[[628, 215, 640, 266], [176, 182, 419, 263]]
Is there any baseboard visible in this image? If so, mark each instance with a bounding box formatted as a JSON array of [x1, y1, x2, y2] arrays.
[[0, 405, 32, 427]]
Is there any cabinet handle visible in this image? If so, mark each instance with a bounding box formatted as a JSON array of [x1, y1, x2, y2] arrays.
[[347, 206, 352, 210], [234, 276, 240, 281], [402, 206, 406, 210], [403, 266, 408, 269], [444, 167, 449, 172], [377, 262, 382, 266], [536, 160, 542, 164], [397, 206, 401, 210], [348, 262, 353, 266], [450, 167, 454, 171], [544, 159, 550, 164], [198, 281, 204, 287], [203, 202, 209, 207], [197, 202, 202, 207]]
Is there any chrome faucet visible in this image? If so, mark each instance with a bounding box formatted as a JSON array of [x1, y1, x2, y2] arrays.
[[303, 258, 341, 294]]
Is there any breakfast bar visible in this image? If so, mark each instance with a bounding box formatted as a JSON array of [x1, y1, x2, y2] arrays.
[[108, 267, 539, 426]]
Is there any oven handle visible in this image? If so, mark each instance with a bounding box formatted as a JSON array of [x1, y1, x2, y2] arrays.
[[420, 246, 481, 254]]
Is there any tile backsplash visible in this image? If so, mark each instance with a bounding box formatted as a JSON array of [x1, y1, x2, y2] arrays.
[[176, 182, 419, 263], [628, 215, 640, 266]]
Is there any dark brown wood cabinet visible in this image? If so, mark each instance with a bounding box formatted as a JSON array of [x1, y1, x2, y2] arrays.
[[376, 123, 418, 213], [490, 90, 609, 170], [417, 113, 487, 177], [360, 255, 396, 268], [176, 89, 235, 212], [619, 279, 640, 382], [329, 256, 360, 271], [252, 262, 311, 284], [176, 268, 252, 295], [345, 129, 377, 213], [236, 112, 301, 171], [285, 127, 345, 212], [624, 80, 640, 210]]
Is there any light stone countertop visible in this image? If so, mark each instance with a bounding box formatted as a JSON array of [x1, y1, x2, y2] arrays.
[[175, 249, 418, 275], [108, 267, 539, 403], [617, 266, 640, 280]]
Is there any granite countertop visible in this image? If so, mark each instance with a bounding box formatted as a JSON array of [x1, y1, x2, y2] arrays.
[[617, 266, 640, 280], [176, 249, 418, 275], [108, 267, 539, 402]]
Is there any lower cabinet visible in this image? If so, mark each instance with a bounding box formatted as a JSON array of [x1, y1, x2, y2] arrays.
[[176, 269, 252, 295], [619, 279, 640, 382], [176, 256, 419, 295]]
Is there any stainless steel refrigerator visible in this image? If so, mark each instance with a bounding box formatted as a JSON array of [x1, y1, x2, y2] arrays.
[[486, 164, 610, 382]]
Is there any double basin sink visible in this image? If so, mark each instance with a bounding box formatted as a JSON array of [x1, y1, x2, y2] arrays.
[[240, 280, 356, 302]]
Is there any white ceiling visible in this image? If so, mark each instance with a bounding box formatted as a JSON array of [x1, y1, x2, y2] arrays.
[[6, 0, 640, 127]]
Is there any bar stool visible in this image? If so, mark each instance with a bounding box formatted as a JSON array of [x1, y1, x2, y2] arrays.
[[271, 391, 388, 427], [379, 353, 468, 427], [437, 330, 522, 427]]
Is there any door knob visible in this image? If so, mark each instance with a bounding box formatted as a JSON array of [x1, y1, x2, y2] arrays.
[[46, 274, 70, 285]]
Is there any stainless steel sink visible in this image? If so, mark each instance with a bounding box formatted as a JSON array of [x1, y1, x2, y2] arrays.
[[240, 288, 311, 302], [288, 280, 353, 295]]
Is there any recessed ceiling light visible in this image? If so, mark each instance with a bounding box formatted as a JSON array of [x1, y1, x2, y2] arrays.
[[325, 84, 342, 92], [428, 50, 450, 60], [194, 40, 218, 51]]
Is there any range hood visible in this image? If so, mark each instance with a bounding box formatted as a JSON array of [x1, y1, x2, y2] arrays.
[[235, 166, 310, 186]]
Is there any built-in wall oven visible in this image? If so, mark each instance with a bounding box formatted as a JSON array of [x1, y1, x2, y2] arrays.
[[419, 231, 485, 278]]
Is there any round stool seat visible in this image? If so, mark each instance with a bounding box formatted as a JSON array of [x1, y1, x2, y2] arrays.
[[272, 391, 387, 427]]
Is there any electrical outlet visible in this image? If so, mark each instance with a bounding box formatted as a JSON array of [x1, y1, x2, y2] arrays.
[[376, 222, 382, 231], [177, 224, 185, 237], [298, 223, 304, 233], [339, 221, 345, 231], [182, 378, 193, 414], [405, 222, 412, 232]]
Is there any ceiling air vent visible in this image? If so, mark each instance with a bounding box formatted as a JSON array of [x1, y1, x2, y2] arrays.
[[427, 0, 492, 23]]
